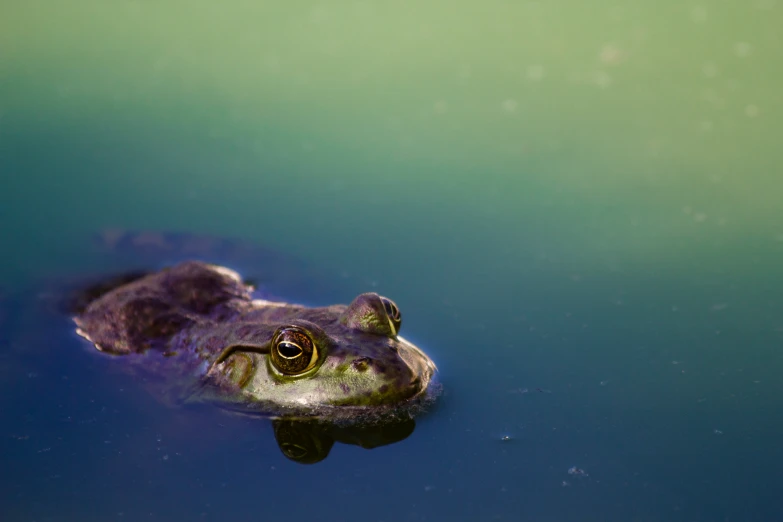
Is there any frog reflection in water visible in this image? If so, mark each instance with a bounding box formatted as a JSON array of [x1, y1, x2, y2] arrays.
[[71, 247, 437, 463]]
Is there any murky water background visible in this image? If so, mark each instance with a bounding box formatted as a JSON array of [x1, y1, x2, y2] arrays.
[[1, 2, 782, 521]]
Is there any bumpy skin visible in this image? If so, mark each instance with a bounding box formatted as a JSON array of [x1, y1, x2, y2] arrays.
[[73, 261, 437, 419]]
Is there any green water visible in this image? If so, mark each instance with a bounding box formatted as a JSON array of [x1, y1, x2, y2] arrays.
[[1, 2, 782, 521]]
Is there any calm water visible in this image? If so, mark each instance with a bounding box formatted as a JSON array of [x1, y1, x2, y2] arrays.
[[2, 2, 782, 521]]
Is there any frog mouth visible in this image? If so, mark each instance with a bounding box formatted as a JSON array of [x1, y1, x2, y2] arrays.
[[383, 335, 437, 403], [397, 336, 437, 383]]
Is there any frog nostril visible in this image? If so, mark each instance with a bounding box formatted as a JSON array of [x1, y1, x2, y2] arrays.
[[352, 357, 371, 372]]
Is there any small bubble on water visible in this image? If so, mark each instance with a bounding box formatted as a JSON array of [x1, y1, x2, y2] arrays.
[[433, 100, 449, 114], [599, 44, 624, 65], [526, 65, 545, 81], [502, 99, 519, 113], [690, 6, 708, 23], [734, 42, 752, 58], [593, 71, 612, 88]]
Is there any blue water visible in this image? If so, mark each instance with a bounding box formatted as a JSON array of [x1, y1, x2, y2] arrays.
[[2, 224, 781, 521]]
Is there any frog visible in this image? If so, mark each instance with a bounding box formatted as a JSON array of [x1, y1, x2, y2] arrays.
[[67, 230, 438, 425]]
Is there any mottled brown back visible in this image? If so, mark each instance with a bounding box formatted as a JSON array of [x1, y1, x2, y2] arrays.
[[74, 262, 252, 355]]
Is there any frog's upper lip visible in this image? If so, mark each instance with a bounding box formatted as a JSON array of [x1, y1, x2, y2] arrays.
[[395, 335, 436, 399], [397, 336, 437, 371]]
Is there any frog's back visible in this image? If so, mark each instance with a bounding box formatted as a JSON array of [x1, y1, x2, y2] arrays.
[[4, 229, 336, 358], [74, 261, 253, 355]]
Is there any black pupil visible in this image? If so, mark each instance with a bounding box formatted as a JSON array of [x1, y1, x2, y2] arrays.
[[278, 342, 302, 358], [383, 299, 399, 320]]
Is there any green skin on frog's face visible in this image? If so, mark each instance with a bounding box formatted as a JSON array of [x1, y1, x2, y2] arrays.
[[191, 294, 436, 414], [73, 262, 437, 418]]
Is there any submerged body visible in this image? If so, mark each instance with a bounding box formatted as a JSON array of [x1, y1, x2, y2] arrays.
[[74, 260, 437, 420]]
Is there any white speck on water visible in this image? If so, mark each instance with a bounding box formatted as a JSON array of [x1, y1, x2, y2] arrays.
[[568, 466, 588, 477], [434, 100, 449, 114], [745, 104, 759, 117], [502, 99, 519, 113], [714, 429, 723, 435], [526, 65, 545, 81], [691, 6, 708, 23], [599, 44, 625, 65], [702, 62, 718, 78], [593, 71, 612, 88], [734, 42, 752, 58], [693, 212, 707, 222]]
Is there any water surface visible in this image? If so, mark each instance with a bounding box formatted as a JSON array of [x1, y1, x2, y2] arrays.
[[1, 2, 782, 521]]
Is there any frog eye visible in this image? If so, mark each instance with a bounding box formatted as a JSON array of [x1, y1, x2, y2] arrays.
[[340, 293, 402, 337], [270, 326, 319, 375], [380, 296, 402, 335]]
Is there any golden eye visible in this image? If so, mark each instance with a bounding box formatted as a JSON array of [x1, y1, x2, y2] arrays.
[[270, 327, 318, 375], [380, 296, 402, 335]]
